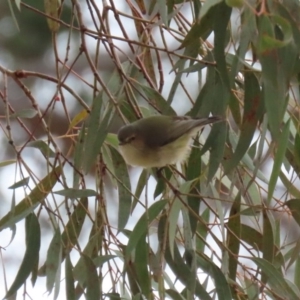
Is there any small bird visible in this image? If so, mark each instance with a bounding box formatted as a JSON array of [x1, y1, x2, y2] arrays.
[[117, 115, 222, 168]]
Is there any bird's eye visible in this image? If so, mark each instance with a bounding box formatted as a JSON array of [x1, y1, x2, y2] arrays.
[[127, 135, 135, 143]]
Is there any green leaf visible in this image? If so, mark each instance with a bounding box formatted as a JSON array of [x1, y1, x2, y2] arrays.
[[280, 172, 300, 198], [168, 198, 182, 258], [227, 129, 268, 183], [134, 236, 151, 297], [202, 120, 227, 181], [44, 0, 60, 32], [197, 255, 232, 300], [188, 55, 216, 117], [153, 168, 172, 198], [286, 199, 300, 228], [244, 276, 259, 300], [268, 120, 290, 202], [159, 219, 212, 300], [195, 209, 210, 253], [199, 0, 222, 19], [93, 255, 117, 267], [61, 197, 88, 257], [241, 224, 263, 248], [230, 3, 256, 78], [224, 72, 263, 173], [275, 1, 300, 49], [167, 59, 187, 105], [83, 95, 114, 173], [103, 293, 122, 299], [10, 108, 37, 119], [0, 159, 16, 168], [257, 15, 292, 53], [156, 0, 168, 27], [257, 13, 296, 139], [26, 140, 56, 157], [105, 133, 119, 150], [46, 228, 62, 293], [124, 259, 141, 296], [73, 229, 102, 287], [7, 0, 20, 31], [227, 192, 241, 281], [133, 169, 148, 211], [262, 210, 275, 284], [252, 258, 300, 299], [213, 1, 231, 91], [134, 82, 176, 116], [295, 255, 300, 288], [181, 5, 217, 49], [82, 255, 100, 300], [65, 254, 75, 300], [73, 123, 85, 189], [54, 188, 97, 198], [0, 166, 62, 231], [126, 200, 167, 260], [294, 132, 300, 166], [178, 62, 208, 73], [166, 289, 185, 300], [182, 208, 196, 295], [5, 214, 41, 298], [109, 146, 132, 230], [68, 109, 89, 131], [240, 224, 284, 266], [8, 177, 30, 189], [186, 138, 201, 234]]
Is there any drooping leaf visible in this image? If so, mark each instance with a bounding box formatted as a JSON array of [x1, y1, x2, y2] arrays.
[[46, 228, 62, 293], [65, 254, 75, 300], [5, 214, 41, 298], [224, 72, 263, 173], [252, 258, 300, 299], [197, 255, 232, 300], [286, 199, 300, 228], [0, 166, 62, 231], [44, 0, 60, 32], [82, 255, 100, 300], [83, 95, 114, 173], [61, 197, 88, 257], [261, 210, 275, 284], [158, 213, 212, 300], [73, 229, 102, 287], [133, 169, 148, 210], [227, 192, 241, 281], [134, 236, 151, 297], [109, 146, 132, 230], [186, 138, 202, 234], [126, 200, 168, 260], [268, 120, 290, 202]]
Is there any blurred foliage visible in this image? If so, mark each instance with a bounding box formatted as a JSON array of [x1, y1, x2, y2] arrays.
[[1, 0, 300, 299], [0, 0, 73, 60]]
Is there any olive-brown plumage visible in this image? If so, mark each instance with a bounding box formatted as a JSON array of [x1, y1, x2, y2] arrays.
[[117, 115, 222, 168]]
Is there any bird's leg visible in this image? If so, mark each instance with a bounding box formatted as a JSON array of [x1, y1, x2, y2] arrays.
[[156, 167, 164, 178]]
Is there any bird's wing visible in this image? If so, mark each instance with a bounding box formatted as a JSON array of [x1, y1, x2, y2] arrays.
[[162, 116, 221, 146]]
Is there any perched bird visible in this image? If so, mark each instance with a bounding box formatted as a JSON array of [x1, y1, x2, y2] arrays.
[[117, 115, 222, 168]]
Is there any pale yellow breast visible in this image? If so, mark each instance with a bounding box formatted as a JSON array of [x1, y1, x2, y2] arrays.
[[119, 133, 194, 168]]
